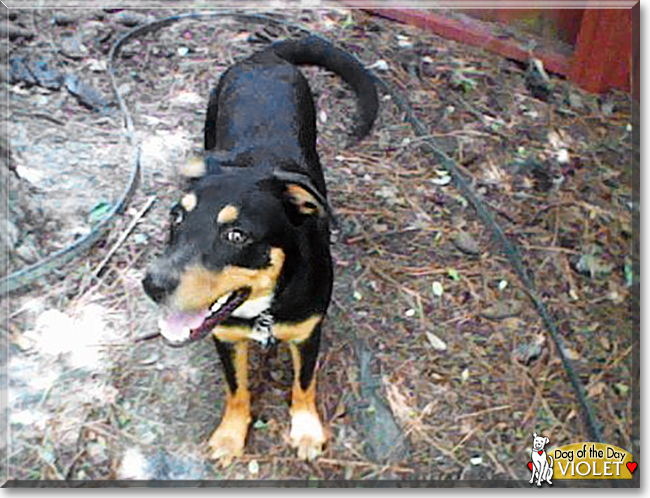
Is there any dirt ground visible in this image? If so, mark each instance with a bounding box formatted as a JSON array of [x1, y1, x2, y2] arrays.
[[3, 7, 637, 483]]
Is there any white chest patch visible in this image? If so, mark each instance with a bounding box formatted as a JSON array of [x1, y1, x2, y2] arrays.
[[232, 294, 273, 319]]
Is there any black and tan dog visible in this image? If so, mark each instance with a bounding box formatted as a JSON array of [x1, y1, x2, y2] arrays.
[[142, 36, 378, 465]]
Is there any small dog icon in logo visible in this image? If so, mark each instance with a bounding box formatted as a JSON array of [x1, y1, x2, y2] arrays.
[[528, 432, 553, 486]]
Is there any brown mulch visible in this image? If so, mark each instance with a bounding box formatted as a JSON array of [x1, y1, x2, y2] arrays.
[[3, 7, 636, 483]]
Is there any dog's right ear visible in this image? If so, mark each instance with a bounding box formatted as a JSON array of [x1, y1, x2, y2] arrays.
[[532, 432, 538, 438], [272, 170, 333, 222]]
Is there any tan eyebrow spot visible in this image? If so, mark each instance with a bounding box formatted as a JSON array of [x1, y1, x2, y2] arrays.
[[181, 192, 197, 212], [217, 204, 239, 224]]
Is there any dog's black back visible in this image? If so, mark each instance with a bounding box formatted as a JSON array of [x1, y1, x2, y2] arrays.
[[203, 36, 378, 194]]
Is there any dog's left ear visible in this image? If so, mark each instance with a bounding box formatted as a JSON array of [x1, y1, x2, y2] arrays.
[[180, 151, 238, 178], [545, 437, 550, 445], [180, 156, 207, 178], [273, 170, 332, 221]]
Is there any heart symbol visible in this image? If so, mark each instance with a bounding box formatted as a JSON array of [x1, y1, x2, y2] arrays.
[[528, 462, 533, 471], [626, 462, 637, 474], [538, 450, 543, 455]]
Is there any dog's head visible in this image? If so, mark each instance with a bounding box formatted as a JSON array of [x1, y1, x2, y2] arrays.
[[532, 432, 550, 452], [142, 156, 329, 347]]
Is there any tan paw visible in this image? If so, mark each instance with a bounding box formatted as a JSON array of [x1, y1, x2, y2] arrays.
[[207, 427, 247, 467], [290, 410, 327, 461]]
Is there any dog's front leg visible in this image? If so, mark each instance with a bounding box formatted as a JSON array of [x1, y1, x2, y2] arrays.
[[276, 316, 327, 461], [208, 337, 251, 467], [529, 460, 537, 483], [536, 461, 546, 486], [531, 461, 542, 485]]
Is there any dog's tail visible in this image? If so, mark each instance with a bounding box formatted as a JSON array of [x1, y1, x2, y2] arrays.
[[270, 35, 379, 142]]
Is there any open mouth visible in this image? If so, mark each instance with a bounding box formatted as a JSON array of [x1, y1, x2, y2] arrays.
[[189, 287, 251, 340], [158, 287, 251, 345]]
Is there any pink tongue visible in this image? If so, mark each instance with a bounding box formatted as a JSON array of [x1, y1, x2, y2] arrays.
[[159, 309, 209, 342]]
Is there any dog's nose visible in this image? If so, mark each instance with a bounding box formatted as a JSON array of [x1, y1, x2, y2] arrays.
[[142, 272, 179, 304]]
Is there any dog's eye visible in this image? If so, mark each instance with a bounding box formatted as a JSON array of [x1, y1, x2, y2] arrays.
[[222, 228, 248, 245]]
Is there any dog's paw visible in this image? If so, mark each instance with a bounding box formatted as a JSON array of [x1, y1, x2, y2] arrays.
[[290, 410, 327, 461], [207, 425, 247, 467]]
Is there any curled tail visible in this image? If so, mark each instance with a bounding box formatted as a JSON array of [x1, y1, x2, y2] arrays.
[[270, 35, 379, 142]]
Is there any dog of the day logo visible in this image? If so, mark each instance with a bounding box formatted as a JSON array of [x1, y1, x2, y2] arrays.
[[528, 432, 637, 483], [528, 432, 554, 486]]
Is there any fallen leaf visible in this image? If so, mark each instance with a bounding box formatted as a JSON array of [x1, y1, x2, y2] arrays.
[[431, 175, 452, 186], [587, 382, 606, 398], [425, 331, 447, 351], [576, 253, 614, 278], [452, 230, 481, 255], [384, 381, 414, 424], [447, 268, 461, 281], [575, 245, 615, 278]]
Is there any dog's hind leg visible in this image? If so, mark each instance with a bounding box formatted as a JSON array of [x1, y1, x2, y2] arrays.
[[208, 338, 251, 467], [276, 317, 327, 460]]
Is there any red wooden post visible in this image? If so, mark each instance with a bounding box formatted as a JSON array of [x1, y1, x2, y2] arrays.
[[569, 9, 632, 94]]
